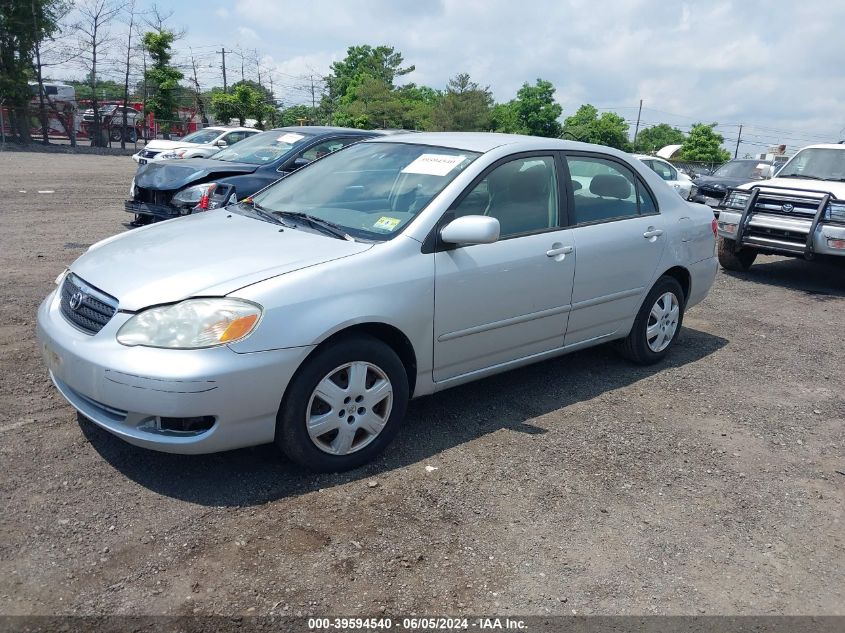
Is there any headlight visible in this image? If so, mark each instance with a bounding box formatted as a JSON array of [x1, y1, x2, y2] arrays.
[[116, 298, 262, 349], [826, 202, 845, 223], [722, 189, 751, 210], [172, 183, 217, 206], [159, 149, 187, 160]]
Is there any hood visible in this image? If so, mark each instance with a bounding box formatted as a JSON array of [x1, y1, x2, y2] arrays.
[[134, 157, 258, 191], [736, 177, 845, 200], [70, 210, 373, 311], [144, 139, 205, 151], [693, 174, 760, 190]]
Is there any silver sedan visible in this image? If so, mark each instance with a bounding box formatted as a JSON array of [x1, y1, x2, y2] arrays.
[[37, 133, 718, 471]]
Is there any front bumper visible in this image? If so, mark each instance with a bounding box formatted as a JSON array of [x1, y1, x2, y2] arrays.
[[717, 210, 845, 257], [124, 199, 182, 220], [36, 288, 313, 454]]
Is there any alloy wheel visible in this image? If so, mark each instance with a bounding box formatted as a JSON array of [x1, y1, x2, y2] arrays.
[[306, 361, 393, 455], [646, 291, 680, 352]]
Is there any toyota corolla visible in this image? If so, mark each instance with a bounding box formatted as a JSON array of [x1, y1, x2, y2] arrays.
[[37, 133, 717, 471]]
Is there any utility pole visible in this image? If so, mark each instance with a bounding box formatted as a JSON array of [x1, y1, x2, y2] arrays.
[[735, 124, 743, 158], [310, 74, 316, 111], [190, 49, 207, 125], [219, 47, 228, 93], [633, 99, 643, 147], [255, 49, 262, 86]]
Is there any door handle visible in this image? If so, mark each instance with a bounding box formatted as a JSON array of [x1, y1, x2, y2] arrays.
[[643, 228, 664, 239], [546, 245, 573, 257]]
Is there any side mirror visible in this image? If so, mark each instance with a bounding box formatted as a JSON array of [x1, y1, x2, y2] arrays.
[[283, 157, 310, 172], [215, 140, 228, 147], [440, 215, 500, 246]]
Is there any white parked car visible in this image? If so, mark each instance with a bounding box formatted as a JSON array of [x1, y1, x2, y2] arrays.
[[132, 127, 259, 164], [634, 155, 693, 199], [37, 133, 717, 471]]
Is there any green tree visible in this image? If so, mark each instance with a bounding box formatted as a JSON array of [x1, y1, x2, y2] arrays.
[[430, 73, 493, 131], [680, 123, 730, 163], [333, 75, 403, 129], [142, 29, 183, 133], [278, 104, 312, 127], [512, 79, 562, 138], [633, 123, 686, 154], [490, 102, 520, 133], [0, 0, 66, 143], [325, 44, 414, 101], [210, 82, 264, 126], [394, 83, 438, 130], [561, 104, 631, 150]]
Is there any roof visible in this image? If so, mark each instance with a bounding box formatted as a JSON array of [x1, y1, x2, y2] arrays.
[[795, 144, 845, 150], [368, 131, 619, 155], [268, 126, 387, 136], [656, 144, 683, 159]]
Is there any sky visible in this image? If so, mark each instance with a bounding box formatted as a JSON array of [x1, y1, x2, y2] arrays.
[[64, 0, 845, 157]]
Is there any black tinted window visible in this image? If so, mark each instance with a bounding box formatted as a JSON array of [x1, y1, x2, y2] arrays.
[[567, 156, 655, 224]]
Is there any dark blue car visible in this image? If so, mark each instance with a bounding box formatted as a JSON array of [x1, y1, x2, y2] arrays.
[[125, 126, 385, 224]]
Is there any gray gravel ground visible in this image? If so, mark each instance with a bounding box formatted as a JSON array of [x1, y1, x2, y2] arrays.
[[0, 150, 842, 616]]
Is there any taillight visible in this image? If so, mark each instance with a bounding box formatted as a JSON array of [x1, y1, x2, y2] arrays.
[[711, 218, 718, 237]]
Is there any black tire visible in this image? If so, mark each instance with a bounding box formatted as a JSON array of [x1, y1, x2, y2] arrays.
[[109, 127, 123, 142], [124, 127, 137, 143], [275, 335, 409, 472], [718, 237, 757, 271], [618, 276, 685, 365]]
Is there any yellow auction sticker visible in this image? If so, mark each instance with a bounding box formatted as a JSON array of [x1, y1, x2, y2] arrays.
[[373, 216, 401, 231]]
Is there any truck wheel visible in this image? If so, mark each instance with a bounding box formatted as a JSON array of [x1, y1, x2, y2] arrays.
[[718, 237, 756, 271], [618, 276, 685, 365], [276, 334, 408, 472], [109, 127, 123, 142]]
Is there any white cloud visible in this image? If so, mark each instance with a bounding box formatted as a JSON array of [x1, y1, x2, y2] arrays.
[[186, 0, 845, 150]]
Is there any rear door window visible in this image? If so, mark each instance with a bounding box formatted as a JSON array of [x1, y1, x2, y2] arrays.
[[566, 156, 657, 224]]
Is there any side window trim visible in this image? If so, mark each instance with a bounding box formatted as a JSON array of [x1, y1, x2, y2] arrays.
[[561, 150, 660, 228]]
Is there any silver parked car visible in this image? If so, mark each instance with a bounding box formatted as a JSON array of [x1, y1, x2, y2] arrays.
[[37, 133, 718, 471]]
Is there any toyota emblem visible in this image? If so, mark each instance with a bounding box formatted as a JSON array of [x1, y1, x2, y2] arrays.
[[69, 291, 85, 311], [781, 203, 794, 213]]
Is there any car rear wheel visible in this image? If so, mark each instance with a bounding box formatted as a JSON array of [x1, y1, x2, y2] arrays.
[[618, 276, 685, 365], [275, 335, 408, 472], [718, 237, 757, 271]]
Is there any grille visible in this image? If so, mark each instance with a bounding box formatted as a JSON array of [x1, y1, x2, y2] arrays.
[[697, 185, 727, 198], [59, 273, 118, 335], [752, 192, 822, 218], [135, 186, 174, 206]]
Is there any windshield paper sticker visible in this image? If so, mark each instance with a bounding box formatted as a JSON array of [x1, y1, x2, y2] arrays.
[[374, 216, 401, 231], [277, 133, 305, 144], [401, 154, 466, 176]]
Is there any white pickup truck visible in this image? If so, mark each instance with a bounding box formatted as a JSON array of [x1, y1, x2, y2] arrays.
[[715, 143, 845, 270]]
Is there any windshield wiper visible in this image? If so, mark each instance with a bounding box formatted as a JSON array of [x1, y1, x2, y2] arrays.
[[275, 211, 353, 241], [235, 199, 284, 226]]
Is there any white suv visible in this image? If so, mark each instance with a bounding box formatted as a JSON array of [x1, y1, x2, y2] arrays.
[[133, 127, 259, 164], [716, 143, 845, 270]]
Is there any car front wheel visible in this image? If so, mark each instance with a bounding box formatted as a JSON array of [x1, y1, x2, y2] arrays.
[[619, 276, 685, 365], [276, 335, 409, 472]]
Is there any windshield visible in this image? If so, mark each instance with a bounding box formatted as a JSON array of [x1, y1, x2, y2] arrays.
[[211, 129, 313, 165], [251, 142, 480, 240], [181, 129, 223, 144], [713, 160, 772, 180], [777, 148, 845, 181]]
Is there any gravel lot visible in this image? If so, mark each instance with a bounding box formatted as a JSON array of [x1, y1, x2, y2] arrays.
[[0, 150, 842, 617]]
